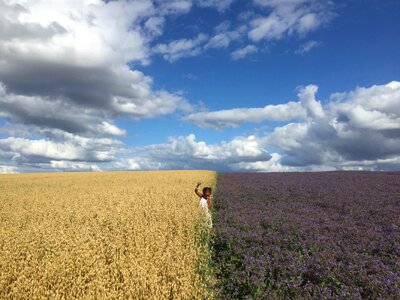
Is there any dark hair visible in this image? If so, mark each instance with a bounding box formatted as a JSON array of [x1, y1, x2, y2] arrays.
[[203, 187, 212, 194]]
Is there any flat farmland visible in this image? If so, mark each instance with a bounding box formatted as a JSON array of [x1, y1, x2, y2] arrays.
[[0, 170, 216, 299], [212, 171, 400, 299], [2, 170, 399, 299]]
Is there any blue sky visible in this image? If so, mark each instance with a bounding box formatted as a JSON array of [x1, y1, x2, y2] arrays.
[[0, 0, 399, 173]]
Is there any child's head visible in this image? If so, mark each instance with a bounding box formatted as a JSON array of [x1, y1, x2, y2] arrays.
[[203, 187, 212, 198]]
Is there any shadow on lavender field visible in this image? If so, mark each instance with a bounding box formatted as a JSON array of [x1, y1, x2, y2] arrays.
[[211, 171, 400, 299]]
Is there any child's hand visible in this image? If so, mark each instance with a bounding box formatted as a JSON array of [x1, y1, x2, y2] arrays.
[[197, 182, 201, 187]]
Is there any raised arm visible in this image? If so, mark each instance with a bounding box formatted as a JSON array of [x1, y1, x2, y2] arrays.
[[194, 182, 203, 198]]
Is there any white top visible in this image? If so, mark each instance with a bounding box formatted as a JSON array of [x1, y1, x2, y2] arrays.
[[199, 197, 208, 211], [199, 197, 212, 228]]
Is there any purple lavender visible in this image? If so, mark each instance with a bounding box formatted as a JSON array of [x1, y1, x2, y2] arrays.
[[212, 171, 400, 299]]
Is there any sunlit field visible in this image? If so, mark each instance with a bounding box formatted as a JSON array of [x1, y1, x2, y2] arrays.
[[0, 170, 216, 299]]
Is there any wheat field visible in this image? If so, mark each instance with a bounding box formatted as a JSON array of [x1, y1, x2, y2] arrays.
[[0, 170, 216, 299]]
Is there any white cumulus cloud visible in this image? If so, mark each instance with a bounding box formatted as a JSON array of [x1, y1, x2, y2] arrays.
[[153, 33, 208, 62], [0, 0, 192, 135], [115, 133, 272, 171], [264, 81, 400, 170], [183, 84, 326, 129], [295, 40, 322, 54], [231, 45, 258, 60], [183, 81, 400, 171], [249, 0, 334, 42]]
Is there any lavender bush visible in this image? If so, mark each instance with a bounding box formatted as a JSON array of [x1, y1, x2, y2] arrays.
[[212, 171, 400, 299]]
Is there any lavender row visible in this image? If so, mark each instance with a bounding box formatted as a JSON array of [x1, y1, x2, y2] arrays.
[[212, 171, 400, 299]]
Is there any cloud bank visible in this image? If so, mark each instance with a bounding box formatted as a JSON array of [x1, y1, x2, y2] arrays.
[[0, 0, 193, 172], [0, 1, 398, 173], [115, 134, 272, 172], [0, 0, 192, 136], [114, 81, 400, 173]]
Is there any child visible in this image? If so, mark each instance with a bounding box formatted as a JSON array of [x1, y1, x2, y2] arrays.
[[195, 182, 213, 228]]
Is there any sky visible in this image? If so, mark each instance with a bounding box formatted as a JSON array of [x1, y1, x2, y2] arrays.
[[0, 0, 399, 173]]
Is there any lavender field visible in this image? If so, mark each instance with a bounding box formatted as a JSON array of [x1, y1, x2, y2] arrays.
[[212, 171, 400, 299]]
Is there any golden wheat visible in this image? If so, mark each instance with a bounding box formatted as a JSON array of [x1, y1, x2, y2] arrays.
[[0, 170, 216, 299]]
